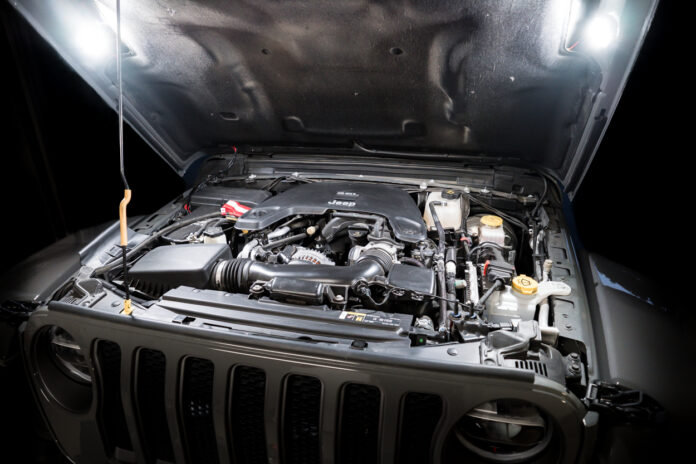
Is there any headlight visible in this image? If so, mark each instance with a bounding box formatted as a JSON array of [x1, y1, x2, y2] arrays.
[[455, 399, 552, 463], [48, 326, 92, 384], [34, 326, 93, 412]]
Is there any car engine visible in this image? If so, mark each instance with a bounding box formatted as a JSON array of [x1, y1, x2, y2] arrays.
[[110, 178, 568, 349]]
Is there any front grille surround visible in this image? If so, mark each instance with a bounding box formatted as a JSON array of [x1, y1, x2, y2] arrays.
[[22, 304, 587, 463]]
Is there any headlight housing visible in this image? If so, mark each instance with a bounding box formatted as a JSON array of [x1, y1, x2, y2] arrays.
[[34, 326, 93, 412], [455, 399, 553, 463], [48, 326, 92, 384]]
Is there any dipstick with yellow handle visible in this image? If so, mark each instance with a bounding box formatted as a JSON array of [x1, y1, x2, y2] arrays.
[[119, 189, 133, 315]]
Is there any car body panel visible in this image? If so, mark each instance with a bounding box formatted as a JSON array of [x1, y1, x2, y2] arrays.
[[582, 252, 695, 424]]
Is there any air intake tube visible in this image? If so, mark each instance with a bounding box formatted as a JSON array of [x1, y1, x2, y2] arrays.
[[210, 248, 393, 293]]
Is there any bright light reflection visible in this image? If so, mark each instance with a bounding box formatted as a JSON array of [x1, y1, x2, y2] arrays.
[[584, 14, 619, 50], [74, 23, 112, 60]]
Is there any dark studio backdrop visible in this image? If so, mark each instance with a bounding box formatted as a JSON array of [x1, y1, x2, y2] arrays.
[[0, 1, 685, 462]]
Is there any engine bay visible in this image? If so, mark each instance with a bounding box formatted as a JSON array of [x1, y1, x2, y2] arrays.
[[125, 180, 558, 327], [107, 173, 566, 333], [62, 162, 588, 393]]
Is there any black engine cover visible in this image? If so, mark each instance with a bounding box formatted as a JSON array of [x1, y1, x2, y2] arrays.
[[235, 182, 427, 243]]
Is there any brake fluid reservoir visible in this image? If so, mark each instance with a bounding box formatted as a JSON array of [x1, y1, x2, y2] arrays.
[[423, 190, 468, 230], [478, 215, 506, 246], [485, 275, 571, 323]]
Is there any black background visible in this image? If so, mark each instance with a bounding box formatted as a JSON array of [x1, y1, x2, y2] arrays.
[[0, 1, 686, 462]]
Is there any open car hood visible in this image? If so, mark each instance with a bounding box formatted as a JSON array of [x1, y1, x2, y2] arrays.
[[10, 0, 657, 195]]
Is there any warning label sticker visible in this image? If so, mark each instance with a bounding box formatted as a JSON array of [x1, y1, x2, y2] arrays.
[[338, 311, 402, 327]]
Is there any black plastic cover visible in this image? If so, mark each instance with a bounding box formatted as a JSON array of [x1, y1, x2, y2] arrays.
[[268, 277, 324, 306], [387, 263, 436, 296], [235, 182, 426, 243], [190, 187, 271, 209], [129, 244, 232, 289]]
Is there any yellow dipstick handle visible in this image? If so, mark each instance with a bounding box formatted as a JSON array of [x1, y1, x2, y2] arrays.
[[119, 189, 133, 314], [119, 189, 132, 246]]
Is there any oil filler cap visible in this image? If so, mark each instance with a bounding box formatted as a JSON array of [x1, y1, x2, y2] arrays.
[[512, 275, 538, 295], [480, 215, 503, 228]]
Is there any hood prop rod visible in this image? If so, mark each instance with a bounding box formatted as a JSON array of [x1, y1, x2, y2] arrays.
[[116, 0, 132, 315]]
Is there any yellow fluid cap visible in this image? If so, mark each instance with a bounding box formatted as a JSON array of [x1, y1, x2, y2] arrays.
[[512, 275, 539, 295], [480, 215, 503, 228]]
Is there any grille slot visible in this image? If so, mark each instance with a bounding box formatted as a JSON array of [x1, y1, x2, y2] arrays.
[[337, 383, 381, 464], [135, 349, 173, 463], [131, 280, 171, 298], [229, 366, 268, 464], [181, 357, 218, 464], [397, 392, 443, 463], [514, 360, 549, 377], [283, 374, 322, 464], [95, 340, 132, 454]]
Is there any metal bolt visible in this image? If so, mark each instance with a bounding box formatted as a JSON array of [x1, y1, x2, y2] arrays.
[[334, 295, 344, 302], [111, 300, 120, 307], [447, 348, 458, 356], [251, 284, 263, 292]]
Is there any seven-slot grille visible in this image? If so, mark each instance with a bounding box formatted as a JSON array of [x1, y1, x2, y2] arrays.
[[92, 340, 444, 464]]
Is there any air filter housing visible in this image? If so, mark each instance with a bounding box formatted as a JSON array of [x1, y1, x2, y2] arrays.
[[129, 244, 232, 291]]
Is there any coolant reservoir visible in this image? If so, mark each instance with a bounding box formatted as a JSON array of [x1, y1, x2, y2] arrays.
[[485, 275, 571, 323], [423, 190, 468, 230]]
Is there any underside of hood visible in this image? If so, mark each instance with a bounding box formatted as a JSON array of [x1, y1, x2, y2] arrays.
[[10, 0, 657, 195]]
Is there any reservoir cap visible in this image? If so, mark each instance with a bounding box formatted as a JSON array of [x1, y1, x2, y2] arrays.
[[480, 215, 503, 228], [512, 274, 539, 295]]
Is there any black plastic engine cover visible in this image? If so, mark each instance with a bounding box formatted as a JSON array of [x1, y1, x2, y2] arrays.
[[235, 182, 427, 243], [190, 186, 271, 208]]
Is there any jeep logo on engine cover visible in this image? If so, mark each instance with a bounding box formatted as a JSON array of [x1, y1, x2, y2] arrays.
[[328, 199, 356, 207]]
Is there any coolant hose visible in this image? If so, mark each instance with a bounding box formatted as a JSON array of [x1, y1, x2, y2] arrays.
[[428, 202, 446, 254], [474, 279, 504, 314], [400, 257, 425, 268], [436, 262, 448, 330], [211, 252, 391, 293]]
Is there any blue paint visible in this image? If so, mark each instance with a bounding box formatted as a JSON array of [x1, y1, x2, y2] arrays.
[[597, 271, 655, 307]]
